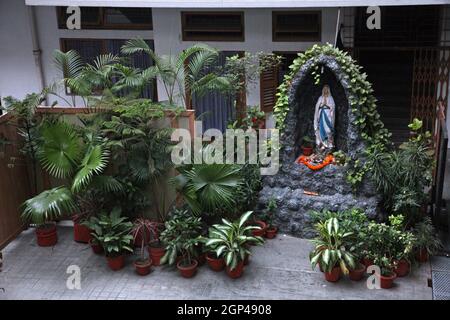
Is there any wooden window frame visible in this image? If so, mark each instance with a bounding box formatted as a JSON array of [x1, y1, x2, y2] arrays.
[[272, 11, 321, 42], [181, 11, 245, 42], [56, 7, 153, 30]]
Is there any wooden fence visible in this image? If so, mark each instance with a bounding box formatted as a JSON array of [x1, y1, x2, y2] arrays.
[[0, 107, 195, 249], [0, 114, 32, 249]]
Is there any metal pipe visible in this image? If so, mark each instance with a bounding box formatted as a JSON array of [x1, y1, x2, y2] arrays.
[[334, 8, 341, 48], [27, 5, 47, 104]]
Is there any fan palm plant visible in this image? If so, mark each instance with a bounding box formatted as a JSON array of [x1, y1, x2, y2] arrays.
[[171, 163, 242, 216], [121, 38, 232, 108], [21, 119, 121, 243]]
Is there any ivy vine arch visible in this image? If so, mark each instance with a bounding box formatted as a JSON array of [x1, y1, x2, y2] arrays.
[[273, 44, 391, 186]]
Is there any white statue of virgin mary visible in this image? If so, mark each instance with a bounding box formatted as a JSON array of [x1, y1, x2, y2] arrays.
[[313, 85, 335, 150]]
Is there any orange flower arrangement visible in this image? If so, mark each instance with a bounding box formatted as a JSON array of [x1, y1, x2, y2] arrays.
[[296, 154, 335, 171]]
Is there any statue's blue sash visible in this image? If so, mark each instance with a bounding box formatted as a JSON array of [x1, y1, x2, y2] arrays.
[[319, 105, 333, 142]]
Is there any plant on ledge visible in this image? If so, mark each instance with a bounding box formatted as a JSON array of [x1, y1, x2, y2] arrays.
[[206, 211, 264, 279], [88, 207, 133, 271], [160, 209, 203, 278], [309, 217, 356, 283]]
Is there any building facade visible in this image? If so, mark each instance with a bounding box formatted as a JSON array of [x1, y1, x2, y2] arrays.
[[0, 0, 449, 141]]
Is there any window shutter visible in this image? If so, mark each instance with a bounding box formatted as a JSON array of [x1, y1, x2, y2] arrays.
[[260, 65, 278, 112]]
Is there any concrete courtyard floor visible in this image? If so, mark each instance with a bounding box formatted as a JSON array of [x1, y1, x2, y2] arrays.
[[0, 225, 432, 300]]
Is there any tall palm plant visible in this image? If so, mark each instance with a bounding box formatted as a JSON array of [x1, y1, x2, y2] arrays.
[[51, 50, 147, 107], [121, 38, 232, 108]]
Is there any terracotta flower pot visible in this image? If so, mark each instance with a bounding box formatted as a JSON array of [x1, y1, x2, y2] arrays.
[[265, 226, 278, 239], [206, 253, 225, 271], [106, 255, 125, 271], [380, 272, 397, 289], [36, 224, 58, 247], [324, 266, 341, 282], [89, 239, 103, 254], [251, 220, 267, 237], [349, 263, 366, 281], [177, 259, 198, 278], [416, 248, 429, 263], [134, 258, 152, 276], [73, 222, 91, 243], [394, 259, 410, 277], [226, 261, 244, 279], [301, 146, 313, 156], [148, 245, 165, 266]]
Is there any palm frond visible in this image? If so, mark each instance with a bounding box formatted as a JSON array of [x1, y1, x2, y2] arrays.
[[72, 145, 109, 192], [38, 121, 82, 179], [22, 186, 76, 225]]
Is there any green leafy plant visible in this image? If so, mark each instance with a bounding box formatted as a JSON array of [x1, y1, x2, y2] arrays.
[[365, 215, 415, 275], [160, 209, 203, 266], [365, 119, 434, 224], [22, 119, 121, 226], [259, 198, 278, 228], [121, 39, 232, 108], [310, 217, 356, 274], [171, 163, 242, 216], [413, 217, 442, 256], [85, 207, 133, 257], [301, 136, 314, 148], [205, 211, 264, 270]]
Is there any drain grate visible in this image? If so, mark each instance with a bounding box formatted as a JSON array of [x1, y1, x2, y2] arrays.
[[431, 257, 450, 300]]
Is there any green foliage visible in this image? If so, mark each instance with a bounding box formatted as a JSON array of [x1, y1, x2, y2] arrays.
[[365, 215, 415, 275], [121, 39, 232, 108], [365, 119, 434, 221], [205, 211, 264, 270], [258, 197, 278, 227], [309, 217, 356, 274], [132, 218, 162, 261], [171, 163, 242, 216], [2, 93, 47, 193], [412, 217, 442, 255], [101, 100, 175, 217], [85, 207, 133, 257], [160, 209, 203, 266], [231, 163, 262, 218], [21, 186, 77, 226]]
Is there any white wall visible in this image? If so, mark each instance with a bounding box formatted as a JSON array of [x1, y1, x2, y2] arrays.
[[152, 7, 340, 107], [0, 0, 41, 103]]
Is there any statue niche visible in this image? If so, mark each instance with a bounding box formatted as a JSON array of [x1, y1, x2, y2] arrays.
[[257, 55, 380, 239]]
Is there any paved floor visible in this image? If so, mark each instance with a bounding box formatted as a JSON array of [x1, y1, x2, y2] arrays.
[[0, 225, 432, 300]]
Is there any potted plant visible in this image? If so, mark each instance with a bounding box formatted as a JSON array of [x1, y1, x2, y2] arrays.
[[206, 211, 264, 279], [310, 217, 356, 282], [131, 218, 156, 276], [246, 106, 265, 130], [413, 217, 442, 263], [22, 186, 76, 246], [147, 222, 165, 266], [160, 210, 203, 278], [89, 208, 133, 271], [373, 255, 397, 289], [301, 136, 314, 156], [260, 198, 278, 239]]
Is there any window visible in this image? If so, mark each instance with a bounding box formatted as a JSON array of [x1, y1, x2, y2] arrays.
[[60, 38, 157, 100], [57, 7, 152, 30], [272, 11, 321, 42], [181, 12, 244, 41], [260, 52, 299, 112]]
